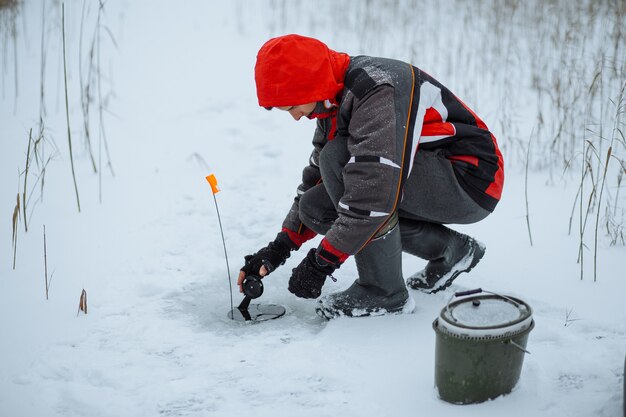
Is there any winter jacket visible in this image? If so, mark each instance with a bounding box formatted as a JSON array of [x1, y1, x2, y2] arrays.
[[255, 36, 504, 260]]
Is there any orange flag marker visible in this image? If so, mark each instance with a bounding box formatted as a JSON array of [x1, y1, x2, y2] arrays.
[[206, 174, 220, 194]]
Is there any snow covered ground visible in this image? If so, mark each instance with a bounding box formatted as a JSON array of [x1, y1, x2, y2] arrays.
[[1, 1, 625, 416]]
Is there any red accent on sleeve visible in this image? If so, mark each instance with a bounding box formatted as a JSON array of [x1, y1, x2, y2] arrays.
[[320, 238, 350, 263], [447, 155, 479, 167], [453, 95, 504, 201], [282, 227, 317, 248], [484, 133, 504, 200], [421, 121, 456, 137]]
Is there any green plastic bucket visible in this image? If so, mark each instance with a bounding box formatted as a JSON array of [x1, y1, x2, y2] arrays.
[[433, 289, 534, 404]]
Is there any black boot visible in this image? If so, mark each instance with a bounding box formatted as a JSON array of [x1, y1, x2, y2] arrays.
[[316, 225, 415, 319], [401, 220, 485, 294]]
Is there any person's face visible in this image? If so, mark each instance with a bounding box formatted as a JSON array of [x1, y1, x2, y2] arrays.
[[277, 102, 317, 121]]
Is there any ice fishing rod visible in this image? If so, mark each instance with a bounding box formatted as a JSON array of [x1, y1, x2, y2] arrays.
[[205, 174, 235, 319], [205, 174, 285, 322]]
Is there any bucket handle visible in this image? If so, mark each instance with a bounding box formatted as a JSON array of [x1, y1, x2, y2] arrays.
[[454, 288, 483, 297], [505, 340, 531, 354], [446, 288, 526, 322]]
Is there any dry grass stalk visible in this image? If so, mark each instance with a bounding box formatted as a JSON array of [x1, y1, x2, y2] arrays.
[[0, 0, 20, 102], [38, 0, 46, 124], [43, 225, 49, 299], [26, 139, 54, 211], [605, 205, 625, 246], [593, 146, 612, 282], [77, 289, 87, 316], [591, 82, 626, 280], [524, 130, 534, 246], [564, 307, 582, 327], [22, 128, 33, 233], [11, 193, 19, 270], [613, 163, 625, 216], [567, 170, 584, 236], [96, 0, 117, 203], [62, 2, 81, 213], [79, 0, 98, 174], [37, 0, 47, 201]]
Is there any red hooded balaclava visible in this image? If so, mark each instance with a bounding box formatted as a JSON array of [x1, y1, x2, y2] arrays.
[[254, 35, 351, 134]]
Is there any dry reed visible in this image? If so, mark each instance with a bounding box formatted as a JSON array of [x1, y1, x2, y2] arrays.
[[44, 225, 49, 299], [62, 2, 81, 212], [77, 289, 88, 316], [11, 192, 19, 270]]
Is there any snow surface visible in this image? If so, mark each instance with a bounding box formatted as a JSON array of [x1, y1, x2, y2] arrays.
[[1, 1, 625, 416]]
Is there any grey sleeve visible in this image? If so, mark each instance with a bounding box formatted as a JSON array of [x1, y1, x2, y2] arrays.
[[324, 85, 403, 254], [281, 119, 328, 232]]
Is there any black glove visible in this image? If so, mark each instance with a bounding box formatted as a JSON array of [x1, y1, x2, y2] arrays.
[[240, 232, 296, 276], [288, 248, 339, 299]]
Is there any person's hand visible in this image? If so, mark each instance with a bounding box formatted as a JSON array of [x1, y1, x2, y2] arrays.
[[237, 266, 269, 294], [288, 248, 339, 299], [238, 232, 295, 292]]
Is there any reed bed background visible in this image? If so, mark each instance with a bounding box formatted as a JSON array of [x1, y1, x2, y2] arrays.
[[1, 0, 625, 272], [2, 0, 114, 269]]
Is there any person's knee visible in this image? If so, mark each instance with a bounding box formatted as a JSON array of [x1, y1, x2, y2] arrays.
[[298, 190, 315, 222]]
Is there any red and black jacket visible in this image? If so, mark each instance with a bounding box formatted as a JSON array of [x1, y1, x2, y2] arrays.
[[255, 35, 503, 260]]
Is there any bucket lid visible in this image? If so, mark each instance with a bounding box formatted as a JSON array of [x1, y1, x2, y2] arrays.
[[438, 294, 533, 338]]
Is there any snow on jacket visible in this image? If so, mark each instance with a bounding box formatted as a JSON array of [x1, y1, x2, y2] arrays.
[[255, 36, 504, 258]]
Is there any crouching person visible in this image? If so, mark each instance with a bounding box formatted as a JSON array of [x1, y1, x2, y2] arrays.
[[237, 34, 504, 319]]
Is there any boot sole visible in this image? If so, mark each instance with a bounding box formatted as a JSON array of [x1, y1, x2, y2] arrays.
[[408, 240, 486, 294], [315, 295, 416, 320]]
